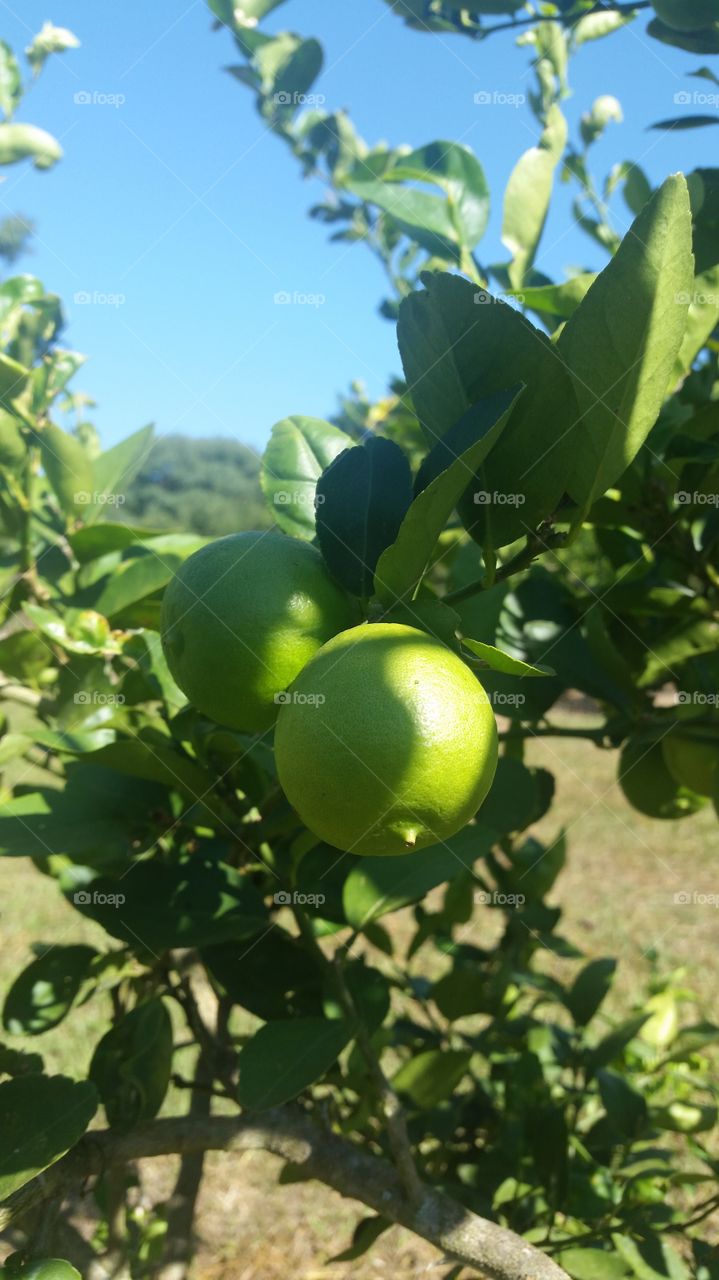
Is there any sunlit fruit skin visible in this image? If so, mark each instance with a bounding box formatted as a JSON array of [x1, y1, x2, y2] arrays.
[[18, 1264, 82, 1280], [652, 0, 719, 29], [160, 532, 359, 733], [662, 733, 719, 798], [618, 738, 706, 819], [275, 622, 498, 856]]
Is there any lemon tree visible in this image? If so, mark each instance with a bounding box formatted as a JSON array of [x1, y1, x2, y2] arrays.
[[1, 6, 719, 1280]]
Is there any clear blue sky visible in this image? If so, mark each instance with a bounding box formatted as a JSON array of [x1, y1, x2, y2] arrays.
[[0, 2, 713, 450]]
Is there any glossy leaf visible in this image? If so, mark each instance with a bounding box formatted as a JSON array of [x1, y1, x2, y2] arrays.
[[315, 436, 413, 596], [343, 829, 491, 929], [261, 415, 352, 538], [374, 387, 521, 603], [558, 175, 694, 517], [398, 273, 579, 547], [237, 1017, 352, 1109], [462, 637, 554, 678], [565, 958, 616, 1026], [0, 1074, 97, 1199], [92, 423, 154, 512], [346, 141, 489, 260], [503, 106, 566, 288]]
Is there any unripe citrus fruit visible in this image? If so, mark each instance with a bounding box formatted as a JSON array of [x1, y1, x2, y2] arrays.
[[618, 738, 706, 819], [652, 0, 719, 30], [275, 622, 498, 856], [160, 532, 358, 733], [19, 1264, 81, 1280], [662, 731, 719, 798]]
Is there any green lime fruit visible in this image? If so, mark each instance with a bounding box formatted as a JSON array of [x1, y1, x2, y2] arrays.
[[160, 532, 358, 733], [275, 622, 498, 856], [19, 1263, 82, 1280], [653, 0, 719, 29], [618, 738, 706, 819], [662, 731, 719, 798]]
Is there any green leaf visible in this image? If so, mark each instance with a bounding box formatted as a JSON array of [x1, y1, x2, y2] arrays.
[[0, 352, 29, 409], [565, 958, 617, 1027], [315, 436, 413, 596], [557, 1248, 630, 1280], [92, 424, 154, 513], [374, 387, 522, 603], [261, 415, 352, 538], [0, 42, 21, 119], [342, 829, 490, 928], [651, 114, 719, 131], [502, 106, 566, 288], [0, 766, 166, 869], [587, 1014, 650, 1071], [612, 1234, 691, 1280], [0, 1074, 97, 1200], [93, 534, 206, 618], [203, 930, 322, 1021], [83, 736, 235, 824], [598, 1069, 648, 1138], [68, 522, 149, 564], [392, 1048, 471, 1109], [462, 637, 554, 677], [237, 1017, 352, 1109], [398, 272, 578, 547], [71, 856, 267, 952], [37, 422, 94, 518], [0, 122, 62, 168], [557, 174, 694, 517], [346, 141, 489, 260], [90, 999, 173, 1129], [509, 273, 596, 319], [3, 946, 97, 1035]]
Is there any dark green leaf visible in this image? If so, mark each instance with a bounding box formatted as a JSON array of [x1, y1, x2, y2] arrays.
[[237, 1017, 352, 1109], [374, 387, 521, 603], [392, 1048, 471, 1108], [565, 958, 616, 1027], [315, 436, 413, 596], [598, 1070, 648, 1138], [90, 999, 173, 1129], [0, 1074, 97, 1199]]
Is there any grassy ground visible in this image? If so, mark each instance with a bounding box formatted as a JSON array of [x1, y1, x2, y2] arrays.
[[1, 712, 717, 1276]]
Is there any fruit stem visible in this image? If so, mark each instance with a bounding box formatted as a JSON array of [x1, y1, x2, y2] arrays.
[[445, 527, 567, 605]]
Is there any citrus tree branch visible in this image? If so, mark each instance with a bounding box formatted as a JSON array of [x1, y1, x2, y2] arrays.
[[0, 1110, 571, 1280]]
